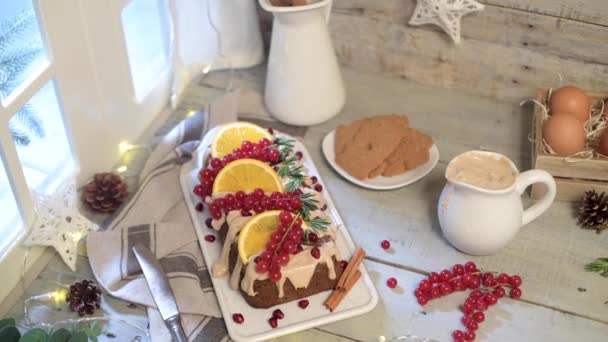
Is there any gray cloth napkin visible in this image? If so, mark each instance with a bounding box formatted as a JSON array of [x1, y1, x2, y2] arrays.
[[88, 90, 239, 342]]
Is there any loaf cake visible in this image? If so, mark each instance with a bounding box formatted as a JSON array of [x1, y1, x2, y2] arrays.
[[192, 122, 344, 309]]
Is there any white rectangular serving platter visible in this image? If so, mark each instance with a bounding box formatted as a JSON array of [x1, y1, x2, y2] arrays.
[[180, 126, 378, 342]]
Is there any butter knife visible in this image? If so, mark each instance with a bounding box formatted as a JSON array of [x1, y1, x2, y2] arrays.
[[132, 244, 188, 342]]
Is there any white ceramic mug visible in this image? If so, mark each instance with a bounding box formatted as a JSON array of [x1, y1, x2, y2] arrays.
[[438, 151, 556, 255]]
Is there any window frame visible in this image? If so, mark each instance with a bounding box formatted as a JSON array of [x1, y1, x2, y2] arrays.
[[0, 0, 173, 305]]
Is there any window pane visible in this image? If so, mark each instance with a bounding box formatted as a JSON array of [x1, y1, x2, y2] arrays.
[[9, 81, 75, 193], [122, 0, 170, 100], [0, 1, 48, 102], [0, 161, 23, 253]]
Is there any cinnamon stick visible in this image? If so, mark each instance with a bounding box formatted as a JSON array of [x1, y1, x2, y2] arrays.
[[337, 247, 365, 290], [324, 271, 361, 311]]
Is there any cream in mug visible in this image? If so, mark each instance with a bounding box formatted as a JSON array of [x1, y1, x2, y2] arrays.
[[446, 152, 517, 190]]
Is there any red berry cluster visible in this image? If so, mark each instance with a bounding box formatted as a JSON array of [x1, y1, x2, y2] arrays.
[[413, 262, 523, 342], [204, 189, 304, 220], [255, 211, 305, 282], [193, 138, 279, 197]]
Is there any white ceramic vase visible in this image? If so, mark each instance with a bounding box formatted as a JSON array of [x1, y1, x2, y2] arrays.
[[259, 0, 345, 126], [438, 151, 557, 255]]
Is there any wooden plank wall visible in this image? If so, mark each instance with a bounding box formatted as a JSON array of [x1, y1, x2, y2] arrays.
[[258, 0, 608, 103]]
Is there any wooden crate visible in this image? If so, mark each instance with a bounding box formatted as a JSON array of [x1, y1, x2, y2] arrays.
[[531, 88, 608, 201]]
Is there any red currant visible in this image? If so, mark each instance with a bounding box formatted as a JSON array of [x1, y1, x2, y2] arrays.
[[462, 302, 475, 314], [453, 330, 464, 340], [193, 185, 205, 196], [380, 240, 391, 249], [277, 253, 290, 266], [430, 287, 441, 298], [417, 296, 429, 305], [269, 269, 282, 282], [428, 272, 440, 283], [252, 188, 264, 200], [461, 273, 473, 285], [314, 184, 323, 192], [414, 288, 425, 297], [452, 264, 465, 276], [441, 283, 454, 294], [241, 141, 253, 152], [468, 277, 481, 289], [204, 235, 215, 242], [241, 209, 252, 216], [210, 158, 222, 169], [466, 321, 478, 331], [497, 273, 510, 284], [256, 261, 269, 273], [493, 286, 506, 298], [464, 261, 477, 272], [253, 204, 264, 214], [440, 270, 453, 282], [450, 278, 465, 291], [268, 317, 278, 329], [259, 138, 271, 148], [484, 293, 498, 305], [463, 331, 475, 341], [298, 299, 309, 309], [273, 309, 284, 320], [311, 247, 321, 259], [510, 287, 522, 299], [472, 312, 485, 323], [386, 277, 398, 289], [510, 275, 522, 288], [236, 191, 246, 201], [268, 150, 280, 163], [418, 280, 431, 292], [290, 198, 302, 210], [476, 300, 488, 311], [232, 313, 244, 324], [470, 290, 483, 299]]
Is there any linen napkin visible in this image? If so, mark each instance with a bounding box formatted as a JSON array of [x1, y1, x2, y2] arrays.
[[88, 90, 239, 342]]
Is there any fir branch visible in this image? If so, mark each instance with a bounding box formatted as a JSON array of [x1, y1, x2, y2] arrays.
[[585, 258, 608, 277], [0, 10, 37, 51], [15, 104, 44, 138], [8, 123, 31, 146]]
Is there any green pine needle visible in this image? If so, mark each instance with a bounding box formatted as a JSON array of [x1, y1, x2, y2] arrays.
[[585, 258, 608, 277], [306, 216, 330, 231]]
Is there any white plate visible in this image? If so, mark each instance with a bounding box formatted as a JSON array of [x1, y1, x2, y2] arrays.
[[180, 127, 378, 342], [322, 130, 439, 190]]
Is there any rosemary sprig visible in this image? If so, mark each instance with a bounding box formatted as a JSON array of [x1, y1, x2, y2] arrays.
[[299, 193, 320, 214], [585, 258, 608, 277], [274, 136, 296, 161], [296, 192, 330, 232], [277, 164, 304, 192], [306, 216, 330, 231]]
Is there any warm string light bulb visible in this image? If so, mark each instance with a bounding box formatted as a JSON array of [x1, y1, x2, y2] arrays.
[[118, 141, 135, 155], [115, 165, 128, 173], [49, 288, 68, 305]]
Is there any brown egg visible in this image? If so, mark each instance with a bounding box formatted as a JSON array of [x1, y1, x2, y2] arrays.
[[550, 86, 590, 123], [543, 112, 586, 156], [598, 129, 608, 156]]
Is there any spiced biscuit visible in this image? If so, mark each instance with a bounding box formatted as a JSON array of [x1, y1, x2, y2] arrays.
[[376, 128, 433, 177], [335, 115, 409, 180]]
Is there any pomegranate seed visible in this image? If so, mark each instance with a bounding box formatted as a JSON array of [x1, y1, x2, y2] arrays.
[[380, 240, 390, 249], [268, 317, 278, 329], [320, 204, 328, 211], [298, 299, 309, 309], [386, 277, 398, 289], [314, 184, 323, 192], [310, 176, 318, 184], [232, 313, 244, 324], [267, 127, 274, 135], [311, 247, 321, 259], [510, 287, 522, 299], [295, 151, 303, 160], [308, 233, 318, 243], [195, 202, 204, 212], [204, 235, 215, 242], [205, 218, 213, 228], [339, 260, 348, 269], [273, 309, 284, 320]]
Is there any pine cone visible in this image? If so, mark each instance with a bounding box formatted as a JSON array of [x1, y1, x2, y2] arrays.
[[66, 279, 102, 316], [578, 190, 608, 234], [82, 172, 128, 213]]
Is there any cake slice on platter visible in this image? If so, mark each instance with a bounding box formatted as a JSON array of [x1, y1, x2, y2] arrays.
[[191, 122, 345, 309]]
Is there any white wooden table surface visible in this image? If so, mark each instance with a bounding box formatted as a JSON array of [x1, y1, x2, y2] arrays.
[[6, 66, 608, 341]]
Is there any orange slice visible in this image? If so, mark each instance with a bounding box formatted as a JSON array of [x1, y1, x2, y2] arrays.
[[210, 122, 273, 159], [237, 211, 307, 264], [212, 158, 283, 195]]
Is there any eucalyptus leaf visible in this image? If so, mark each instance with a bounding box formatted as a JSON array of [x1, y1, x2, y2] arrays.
[[0, 318, 16, 330], [67, 331, 88, 342], [49, 329, 72, 342], [19, 328, 48, 342], [0, 326, 21, 342]]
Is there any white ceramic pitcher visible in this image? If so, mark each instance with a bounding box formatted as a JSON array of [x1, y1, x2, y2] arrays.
[[438, 151, 556, 255], [259, 0, 345, 126]]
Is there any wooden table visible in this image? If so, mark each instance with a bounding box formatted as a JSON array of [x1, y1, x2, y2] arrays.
[[6, 66, 608, 341]]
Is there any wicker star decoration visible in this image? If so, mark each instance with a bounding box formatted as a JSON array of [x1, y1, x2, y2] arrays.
[[409, 0, 484, 44], [23, 181, 99, 271]]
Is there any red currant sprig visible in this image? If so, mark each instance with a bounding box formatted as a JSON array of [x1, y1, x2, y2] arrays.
[[192, 138, 280, 197], [206, 189, 304, 220], [254, 211, 305, 282], [413, 261, 524, 342]]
